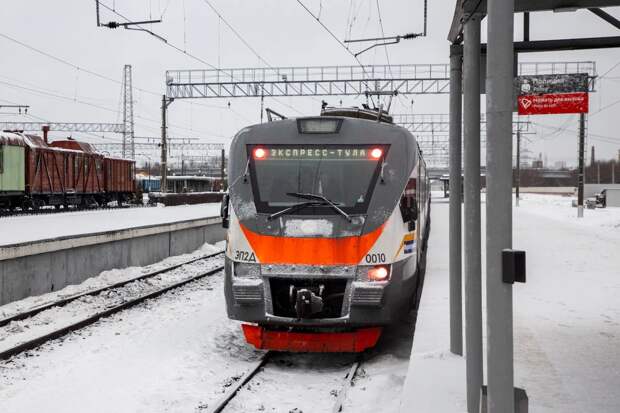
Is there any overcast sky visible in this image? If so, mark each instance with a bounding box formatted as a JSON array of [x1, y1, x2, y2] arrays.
[[1, 1, 620, 166]]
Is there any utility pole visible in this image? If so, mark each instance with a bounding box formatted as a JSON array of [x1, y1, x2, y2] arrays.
[[161, 95, 174, 193], [122, 65, 135, 160], [516, 129, 521, 207], [578, 113, 586, 218]]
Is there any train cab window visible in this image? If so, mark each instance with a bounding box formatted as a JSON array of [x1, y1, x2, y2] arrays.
[[248, 145, 387, 215]]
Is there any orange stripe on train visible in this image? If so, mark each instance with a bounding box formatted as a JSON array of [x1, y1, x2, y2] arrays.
[[240, 223, 385, 265]]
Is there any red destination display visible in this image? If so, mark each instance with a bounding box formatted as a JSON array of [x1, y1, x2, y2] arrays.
[[517, 92, 589, 115]]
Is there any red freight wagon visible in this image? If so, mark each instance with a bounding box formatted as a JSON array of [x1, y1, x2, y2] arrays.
[[0, 133, 135, 209], [104, 157, 135, 196]]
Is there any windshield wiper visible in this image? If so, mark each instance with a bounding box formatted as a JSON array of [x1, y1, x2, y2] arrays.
[[285, 192, 352, 222], [267, 201, 325, 221]]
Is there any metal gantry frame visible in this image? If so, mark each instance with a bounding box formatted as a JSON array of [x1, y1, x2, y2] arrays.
[[165, 62, 596, 99], [166, 64, 452, 98], [393, 114, 533, 171], [0, 122, 124, 133], [94, 142, 225, 152], [393, 113, 531, 134]]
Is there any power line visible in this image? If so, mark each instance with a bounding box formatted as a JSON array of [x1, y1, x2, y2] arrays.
[[374, 0, 408, 111], [296, 0, 375, 106], [201, 0, 270, 67], [199, 0, 307, 114], [0, 78, 226, 138], [103, 0, 304, 116], [296, 0, 362, 64], [0, 28, 245, 130]]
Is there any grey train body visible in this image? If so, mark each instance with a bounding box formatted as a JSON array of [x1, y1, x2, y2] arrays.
[[223, 115, 431, 329]]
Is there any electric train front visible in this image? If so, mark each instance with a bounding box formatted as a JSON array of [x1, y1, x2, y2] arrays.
[[221, 117, 420, 352]]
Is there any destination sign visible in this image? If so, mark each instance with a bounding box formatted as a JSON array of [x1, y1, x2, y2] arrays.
[[252, 146, 383, 160]]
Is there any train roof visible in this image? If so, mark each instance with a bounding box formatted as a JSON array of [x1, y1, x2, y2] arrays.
[[0, 132, 28, 147], [50, 139, 98, 154], [0, 131, 134, 161], [234, 115, 416, 151]]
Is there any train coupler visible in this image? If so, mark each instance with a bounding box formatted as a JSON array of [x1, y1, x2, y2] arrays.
[[241, 324, 382, 353]]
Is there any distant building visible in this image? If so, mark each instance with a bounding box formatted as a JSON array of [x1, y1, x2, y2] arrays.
[[553, 160, 567, 170], [532, 153, 544, 169]]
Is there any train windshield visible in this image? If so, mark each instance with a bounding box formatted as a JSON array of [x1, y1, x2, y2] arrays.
[[248, 145, 387, 214]]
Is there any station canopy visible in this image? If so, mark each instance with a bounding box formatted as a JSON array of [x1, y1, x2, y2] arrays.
[[449, 0, 620, 42]]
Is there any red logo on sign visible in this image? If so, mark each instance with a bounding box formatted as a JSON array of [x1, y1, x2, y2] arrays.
[[518, 92, 589, 115]]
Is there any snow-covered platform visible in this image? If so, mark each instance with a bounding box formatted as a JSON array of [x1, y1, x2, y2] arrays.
[[0, 204, 224, 305], [401, 194, 620, 413], [0, 204, 220, 246]]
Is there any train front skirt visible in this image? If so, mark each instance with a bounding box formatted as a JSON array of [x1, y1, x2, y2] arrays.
[[241, 324, 382, 353]]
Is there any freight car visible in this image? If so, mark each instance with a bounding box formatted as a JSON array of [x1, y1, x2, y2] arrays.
[[221, 107, 431, 352], [0, 132, 135, 211]]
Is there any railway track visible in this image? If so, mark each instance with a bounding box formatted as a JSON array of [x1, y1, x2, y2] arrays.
[[205, 352, 364, 413], [0, 251, 225, 360]]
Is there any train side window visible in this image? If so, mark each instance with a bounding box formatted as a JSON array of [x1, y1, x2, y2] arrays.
[[0, 144, 4, 173], [400, 179, 418, 230]]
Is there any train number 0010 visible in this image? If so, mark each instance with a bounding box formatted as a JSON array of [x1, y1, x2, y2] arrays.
[[365, 253, 386, 264]]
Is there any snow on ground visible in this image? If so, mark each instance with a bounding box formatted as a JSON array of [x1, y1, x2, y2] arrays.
[[0, 241, 224, 320], [516, 193, 620, 235], [0, 251, 224, 352], [402, 193, 620, 412], [0, 241, 417, 413], [0, 203, 221, 246], [0, 275, 266, 413]]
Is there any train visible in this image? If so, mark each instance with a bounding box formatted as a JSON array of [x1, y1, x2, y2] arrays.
[[0, 131, 135, 211], [221, 107, 431, 352]]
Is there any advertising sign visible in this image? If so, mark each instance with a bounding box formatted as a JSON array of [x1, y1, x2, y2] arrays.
[[516, 73, 589, 115]]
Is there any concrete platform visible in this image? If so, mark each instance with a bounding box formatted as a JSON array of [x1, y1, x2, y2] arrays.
[[401, 194, 620, 412], [0, 205, 225, 305]]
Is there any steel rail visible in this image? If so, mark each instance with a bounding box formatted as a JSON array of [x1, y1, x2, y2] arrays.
[[0, 250, 224, 327], [331, 357, 363, 413], [205, 352, 364, 413], [0, 264, 224, 360], [205, 352, 272, 413]]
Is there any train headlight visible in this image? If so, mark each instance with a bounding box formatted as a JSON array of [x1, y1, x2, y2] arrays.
[[234, 262, 260, 278], [356, 265, 391, 282]]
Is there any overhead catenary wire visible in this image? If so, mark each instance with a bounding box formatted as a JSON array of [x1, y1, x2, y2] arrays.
[[296, 0, 376, 107], [199, 0, 307, 114], [0, 79, 226, 139], [374, 0, 408, 111], [0, 29, 229, 114], [102, 0, 304, 116]]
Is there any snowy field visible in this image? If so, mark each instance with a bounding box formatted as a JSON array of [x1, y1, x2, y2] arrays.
[[404, 193, 620, 412], [0, 204, 221, 246]]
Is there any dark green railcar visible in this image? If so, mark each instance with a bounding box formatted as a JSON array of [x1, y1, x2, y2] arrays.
[[0, 134, 26, 209]]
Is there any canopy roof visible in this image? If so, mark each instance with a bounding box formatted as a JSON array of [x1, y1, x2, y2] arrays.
[[449, 0, 620, 42]]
